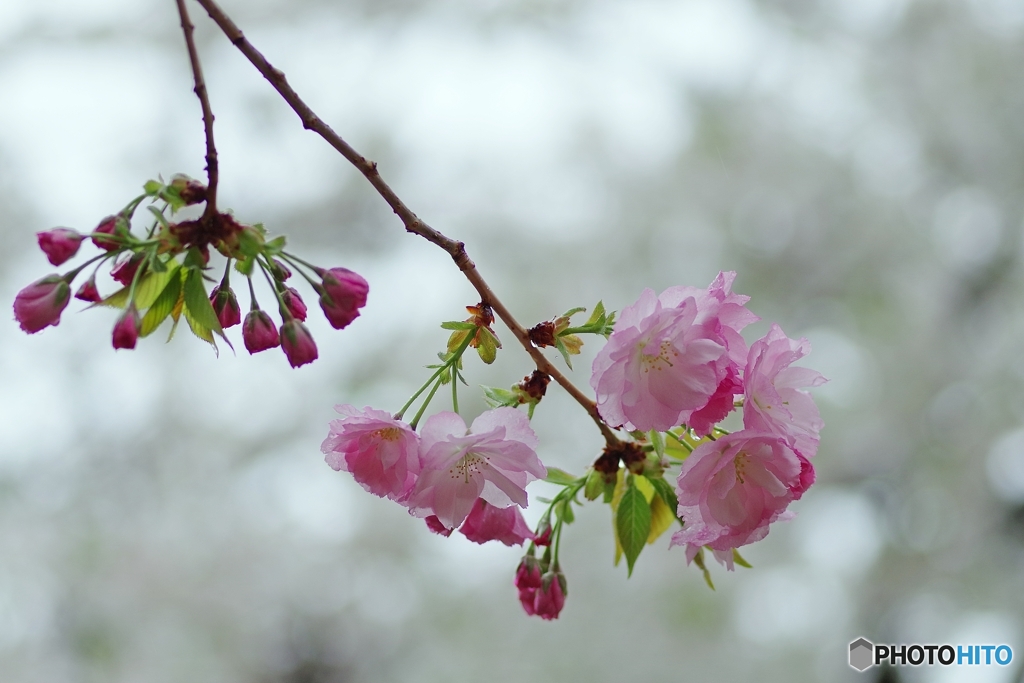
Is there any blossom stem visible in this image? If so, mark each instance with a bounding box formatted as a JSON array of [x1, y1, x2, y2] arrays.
[[191, 0, 622, 449], [395, 332, 475, 422], [409, 379, 443, 430]]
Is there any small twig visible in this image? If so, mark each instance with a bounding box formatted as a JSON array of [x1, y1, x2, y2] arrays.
[[176, 0, 219, 220], [191, 0, 619, 447]]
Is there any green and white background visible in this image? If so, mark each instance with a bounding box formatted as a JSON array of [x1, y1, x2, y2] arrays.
[[1, 0, 1023, 681]]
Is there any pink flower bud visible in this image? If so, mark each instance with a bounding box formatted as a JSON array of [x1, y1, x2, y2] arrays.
[[269, 259, 292, 281], [242, 310, 280, 354], [318, 267, 368, 330], [514, 557, 543, 616], [91, 216, 121, 251], [281, 287, 307, 321], [13, 275, 71, 333], [112, 304, 140, 350], [210, 285, 241, 329], [280, 319, 318, 368], [459, 499, 534, 546], [36, 228, 83, 266], [74, 276, 102, 303], [533, 572, 567, 620], [111, 253, 145, 286]]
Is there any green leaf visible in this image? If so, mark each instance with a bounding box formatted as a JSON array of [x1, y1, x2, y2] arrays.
[[543, 468, 579, 486], [649, 430, 666, 460], [693, 548, 715, 590], [482, 386, 520, 409], [143, 180, 163, 196], [584, 301, 606, 327], [633, 474, 656, 503], [139, 266, 183, 337], [147, 205, 171, 229], [237, 228, 263, 258], [184, 304, 215, 345], [650, 477, 680, 515], [583, 468, 604, 501], [560, 306, 586, 319], [732, 549, 753, 569], [476, 327, 499, 364], [555, 498, 575, 525], [647, 495, 675, 545], [99, 266, 177, 310], [616, 483, 652, 576], [234, 256, 255, 276], [440, 321, 477, 330], [555, 339, 574, 369], [264, 235, 287, 254]]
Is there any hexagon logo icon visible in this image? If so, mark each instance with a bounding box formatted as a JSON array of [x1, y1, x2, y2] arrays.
[[849, 637, 874, 671]]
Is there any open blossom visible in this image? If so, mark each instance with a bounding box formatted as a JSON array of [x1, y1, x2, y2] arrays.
[[670, 431, 812, 556], [743, 324, 826, 459], [406, 407, 546, 530], [13, 275, 71, 333], [459, 498, 534, 546], [322, 406, 420, 502], [591, 272, 757, 434]]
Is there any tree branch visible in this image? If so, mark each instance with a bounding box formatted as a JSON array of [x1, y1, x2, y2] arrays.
[[176, 0, 219, 220], [190, 0, 620, 447]]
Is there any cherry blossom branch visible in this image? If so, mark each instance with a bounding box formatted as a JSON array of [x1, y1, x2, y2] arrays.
[[190, 0, 620, 447], [175, 0, 219, 219]]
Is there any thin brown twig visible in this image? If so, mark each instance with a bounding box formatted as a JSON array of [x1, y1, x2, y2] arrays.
[[190, 0, 620, 447], [176, 0, 219, 220]]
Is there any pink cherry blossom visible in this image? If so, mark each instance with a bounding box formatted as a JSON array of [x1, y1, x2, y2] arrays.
[[743, 323, 826, 459], [322, 405, 420, 502], [670, 431, 811, 556], [591, 272, 757, 433], [406, 407, 546, 530], [459, 498, 534, 546]]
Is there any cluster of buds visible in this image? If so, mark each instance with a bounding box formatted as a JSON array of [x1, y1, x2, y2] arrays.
[[12, 176, 368, 367]]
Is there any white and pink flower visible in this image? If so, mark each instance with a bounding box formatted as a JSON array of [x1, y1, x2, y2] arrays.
[[743, 324, 826, 459], [322, 405, 421, 502], [590, 272, 757, 434], [406, 407, 546, 530], [670, 431, 813, 557]]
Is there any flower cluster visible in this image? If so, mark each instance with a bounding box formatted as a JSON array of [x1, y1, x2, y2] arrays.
[[322, 405, 546, 538], [590, 272, 824, 569], [12, 177, 368, 366]]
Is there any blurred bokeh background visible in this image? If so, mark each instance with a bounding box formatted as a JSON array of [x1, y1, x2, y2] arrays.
[[2, 0, 1024, 681]]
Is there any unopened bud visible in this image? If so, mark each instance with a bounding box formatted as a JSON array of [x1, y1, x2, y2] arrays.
[[36, 228, 83, 266], [13, 274, 71, 334], [112, 304, 140, 350], [242, 310, 279, 354], [280, 319, 318, 368], [210, 285, 241, 329]]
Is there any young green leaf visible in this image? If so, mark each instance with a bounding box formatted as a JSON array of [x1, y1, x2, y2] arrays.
[[476, 327, 499, 364], [616, 483, 652, 576], [543, 468, 579, 486], [732, 549, 753, 569], [649, 477, 680, 514], [583, 468, 604, 501], [182, 268, 224, 337], [440, 321, 477, 330], [139, 266, 183, 337], [647, 495, 676, 545]]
